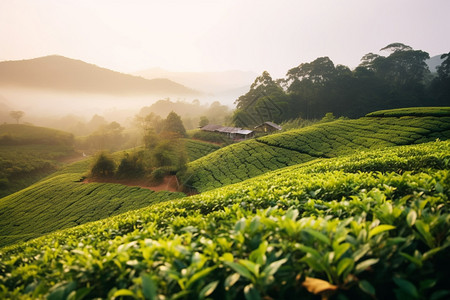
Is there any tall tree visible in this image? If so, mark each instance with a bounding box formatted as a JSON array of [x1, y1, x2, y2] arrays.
[[162, 111, 187, 137], [233, 71, 288, 127], [9, 111, 24, 124]]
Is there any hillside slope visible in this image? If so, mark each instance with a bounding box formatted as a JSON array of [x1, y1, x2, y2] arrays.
[[0, 124, 76, 197], [0, 158, 185, 247], [0, 55, 198, 96], [1, 140, 448, 299], [185, 110, 450, 192]]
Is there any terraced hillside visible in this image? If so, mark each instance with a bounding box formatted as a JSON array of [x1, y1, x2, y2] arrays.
[[0, 158, 185, 247], [184, 139, 221, 162], [1, 140, 448, 299], [0, 124, 76, 197], [185, 110, 450, 192]]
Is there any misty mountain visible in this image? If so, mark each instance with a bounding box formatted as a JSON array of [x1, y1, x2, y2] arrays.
[[134, 68, 257, 95], [0, 55, 199, 96], [426, 54, 445, 73]]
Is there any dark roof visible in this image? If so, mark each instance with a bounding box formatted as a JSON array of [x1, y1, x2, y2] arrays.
[[200, 124, 223, 131], [254, 121, 282, 130], [200, 124, 254, 135]]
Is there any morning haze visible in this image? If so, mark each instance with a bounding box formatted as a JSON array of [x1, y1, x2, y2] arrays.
[[0, 1, 450, 298]]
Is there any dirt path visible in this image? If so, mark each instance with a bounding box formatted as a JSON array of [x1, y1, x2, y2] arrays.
[[83, 175, 181, 193]]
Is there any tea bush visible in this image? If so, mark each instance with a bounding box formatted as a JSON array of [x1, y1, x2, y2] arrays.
[[185, 115, 450, 192], [1, 140, 449, 299]]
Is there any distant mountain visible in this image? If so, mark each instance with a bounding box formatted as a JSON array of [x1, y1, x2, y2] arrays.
[[134, 68, 256, 95], [0, 55, 199, 96], [426, 54, 445, 73]]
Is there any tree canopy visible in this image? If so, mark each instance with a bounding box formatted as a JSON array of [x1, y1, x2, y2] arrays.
[[232, 42, 448, 124]]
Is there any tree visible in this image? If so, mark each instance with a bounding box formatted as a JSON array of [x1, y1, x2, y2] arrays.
[[233, 71, 288, 127], [162, 111, 187, 137], [437, 52, 450, 79], [9, 111, 24, 124], [199, 116, 209, 127], [90, 151, 116, 177]]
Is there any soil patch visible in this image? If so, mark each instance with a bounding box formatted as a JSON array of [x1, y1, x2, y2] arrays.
[[83, 175, 183, 193]]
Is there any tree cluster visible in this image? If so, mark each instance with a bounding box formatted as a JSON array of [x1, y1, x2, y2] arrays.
[[89, 111, 188, 186], [233, 43, 450, 127]]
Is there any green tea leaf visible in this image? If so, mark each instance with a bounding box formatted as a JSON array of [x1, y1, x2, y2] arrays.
[[406, 210, 417, 227], [263, 258, 287, 277], [112, 289, 136, 299], [199, 281, 219, 299], [337, 258, 354, 277], [141, 274, 157, 300], [359, 280, 375, 296], [224, 273, 240, 290], [355, 258, 379, 273], [393, 278, 419, 299], [368, 224, 395, 239], [303, 228, 331, 246], [225, 261, 253, 280], [244, 284, 261, 300]]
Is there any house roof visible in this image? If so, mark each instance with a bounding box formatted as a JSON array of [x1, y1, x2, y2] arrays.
[[217, 126, 242, 134], [200, 124, 223, 131], [201, 124, 254, 135], [236, 129, 253, 135], [254, 121, 282, 130]]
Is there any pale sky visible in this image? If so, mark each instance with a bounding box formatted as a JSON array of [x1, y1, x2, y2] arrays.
[[1, 0, 449, 78]]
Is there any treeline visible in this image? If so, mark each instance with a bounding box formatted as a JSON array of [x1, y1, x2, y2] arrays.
[[89, 112, 188, 185], [233, 43, 450, 127]]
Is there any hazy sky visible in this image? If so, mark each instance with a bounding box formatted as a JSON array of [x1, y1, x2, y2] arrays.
[[1, 0, 449, 77]]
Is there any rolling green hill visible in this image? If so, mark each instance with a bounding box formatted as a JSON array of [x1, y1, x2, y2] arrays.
[[0, 124, 76, 197], [184, 112, 450, 192], [0, 140, 448, 299], [0, 137, 220, 246], [0, 156, 185, 247], [183, 139, 221, 162]]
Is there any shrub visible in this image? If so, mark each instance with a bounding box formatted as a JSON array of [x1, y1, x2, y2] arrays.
[[90, 151, 116, 177], [116, 151, 145, 178]]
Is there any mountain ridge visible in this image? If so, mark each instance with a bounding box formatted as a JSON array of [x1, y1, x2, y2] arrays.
[[0, 55, 199, 96]]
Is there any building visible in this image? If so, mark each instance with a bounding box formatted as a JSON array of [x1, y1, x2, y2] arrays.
[[254, 121, 282, 133], [200, 124, 254, 140]]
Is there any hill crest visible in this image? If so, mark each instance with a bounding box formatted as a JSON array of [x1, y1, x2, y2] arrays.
[[0, 55, 199, 96]]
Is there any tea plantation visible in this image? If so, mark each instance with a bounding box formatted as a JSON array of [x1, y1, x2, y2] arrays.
[[183, 139, 221, 162], [0, 140, 449, 299], [0, 124, 76, 197], [0, 157, 185, 247], [184, 112, 450, 192]]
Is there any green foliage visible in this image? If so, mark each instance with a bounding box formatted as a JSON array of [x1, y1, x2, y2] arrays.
[[279, 117, 318, 131], [233, 43, 447, 122], [162, 111, 187, 137], [190, 130, 232, 145], [199, 116, 209, 127], [77, 121, 127, 152], [0, 125, 76, 197], [183, 139, 221, 162], [186, 115, 450, 192], [116, 151, 146, 178], [90, 151, 116, 178], [0, 155, 185, 247], [0, 140, 449, 299], [0, 124, 74, 146], [366, 107, 450, 117]]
